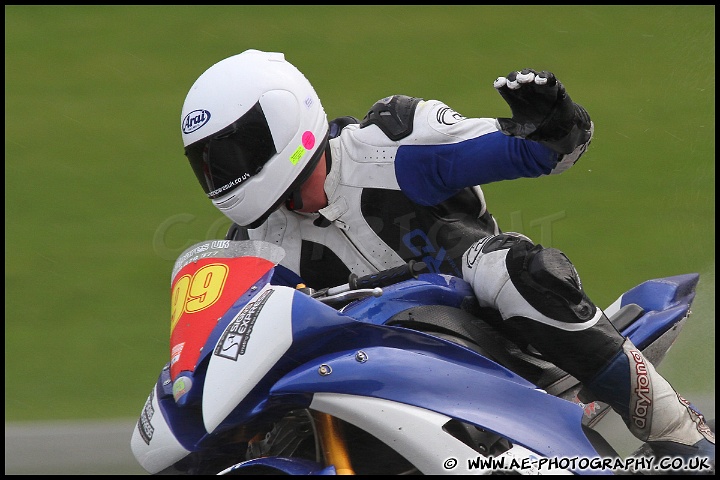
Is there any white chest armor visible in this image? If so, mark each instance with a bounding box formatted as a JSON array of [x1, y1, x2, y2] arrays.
[[247, 99, 500, 282], [247, 127, 408, 278]]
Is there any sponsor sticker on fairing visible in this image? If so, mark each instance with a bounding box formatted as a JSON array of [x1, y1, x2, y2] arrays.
[[214, 289, 274, 360]]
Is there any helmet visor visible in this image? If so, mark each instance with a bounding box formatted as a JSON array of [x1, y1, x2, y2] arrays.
[[185, 102, 277, 199]]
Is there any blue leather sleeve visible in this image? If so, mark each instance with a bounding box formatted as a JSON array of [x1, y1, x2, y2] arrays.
[[394, 131, 559, 206], [271, 264, 305, 287]]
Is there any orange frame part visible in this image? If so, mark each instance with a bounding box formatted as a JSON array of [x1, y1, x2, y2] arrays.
[[313, 412, 355, 475]]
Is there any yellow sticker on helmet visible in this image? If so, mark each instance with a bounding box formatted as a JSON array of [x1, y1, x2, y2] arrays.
[[290, 145, 306, 165]]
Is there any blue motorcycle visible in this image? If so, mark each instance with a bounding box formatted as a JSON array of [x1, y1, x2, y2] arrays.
[[131, 239, 710, 475]]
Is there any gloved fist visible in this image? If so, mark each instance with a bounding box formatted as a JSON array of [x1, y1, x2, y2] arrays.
[[494, 69, 592, 154]]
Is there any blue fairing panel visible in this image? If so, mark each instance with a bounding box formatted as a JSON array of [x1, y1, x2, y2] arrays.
[[219, 457, 337, 475], [619, 274, 699, 349], [341, 272, 475, 325], [620, 273, 698, 312], [270, 345, 600, 461]]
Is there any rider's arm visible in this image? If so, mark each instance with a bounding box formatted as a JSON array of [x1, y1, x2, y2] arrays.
[[394, 129, 560, 206], [393, 73, 592, 207]]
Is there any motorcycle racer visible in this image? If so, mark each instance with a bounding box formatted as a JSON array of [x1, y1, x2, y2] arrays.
[[178, 49, 714, 466]]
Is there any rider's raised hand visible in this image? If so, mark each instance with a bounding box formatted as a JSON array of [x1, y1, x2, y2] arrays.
[[494, 68, 592, 154]]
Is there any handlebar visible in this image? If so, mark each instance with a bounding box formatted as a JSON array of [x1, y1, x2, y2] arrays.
[[347, 260, 428, 291], [309, 260, 428, 303]]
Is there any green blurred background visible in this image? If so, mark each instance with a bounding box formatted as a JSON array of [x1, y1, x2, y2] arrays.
[[5, 5, 714, 423]]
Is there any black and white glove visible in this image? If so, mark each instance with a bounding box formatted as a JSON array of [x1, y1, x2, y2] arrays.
[[494, 69, 592, 155]]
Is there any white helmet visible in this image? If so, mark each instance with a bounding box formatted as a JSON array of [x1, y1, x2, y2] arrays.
[[181, 50, 328, 228]]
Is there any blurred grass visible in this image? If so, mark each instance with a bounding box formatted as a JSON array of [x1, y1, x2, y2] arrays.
[[5, 5, 714, 421]]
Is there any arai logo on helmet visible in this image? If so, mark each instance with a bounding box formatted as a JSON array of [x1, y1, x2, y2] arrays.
[[182, 109, 211, 134]]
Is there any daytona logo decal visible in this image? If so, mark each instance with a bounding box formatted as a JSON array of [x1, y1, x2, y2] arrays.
[[630, 349, 652, 430]]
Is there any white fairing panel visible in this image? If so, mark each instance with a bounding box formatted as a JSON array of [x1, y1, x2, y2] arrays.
[[130, 385, 191, 474], [202, 284, 295, 433], [310, 393, 480, 475], [603, 295, 624, 318], [310, 393, 572, 475]]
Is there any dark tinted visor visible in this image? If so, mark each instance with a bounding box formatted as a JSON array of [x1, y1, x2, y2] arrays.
[[185, 102, 277, 199]]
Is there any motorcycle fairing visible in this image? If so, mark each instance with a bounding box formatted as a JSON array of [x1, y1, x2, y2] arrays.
[[169, 240, 285, 382], [218, 457, 337, 475], [170, 256, 276, 381], [342, 272, 476, 324], [310, 393, 580, 475], [185, 272, 700, 450], [202, 284, 296, 433], [270, 344, 608, 473], [198, 284, 362, 433], [132, 234, 701, 476], [200, 282, 529, 434], [604, 273, 698, 349], [130, 367, 193, 474]]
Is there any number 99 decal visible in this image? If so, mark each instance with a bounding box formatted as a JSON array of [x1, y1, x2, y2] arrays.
[[170, 263, 229, 332]]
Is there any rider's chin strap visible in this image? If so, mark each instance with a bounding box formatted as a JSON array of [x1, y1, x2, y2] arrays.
[[285, 189, 304, 211]]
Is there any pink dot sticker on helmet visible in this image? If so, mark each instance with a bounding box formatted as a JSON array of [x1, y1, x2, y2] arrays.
[[302, 131, 315, 150]]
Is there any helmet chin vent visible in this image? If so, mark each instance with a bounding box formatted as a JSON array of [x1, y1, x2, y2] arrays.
[[214, 192, 242, 210]]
